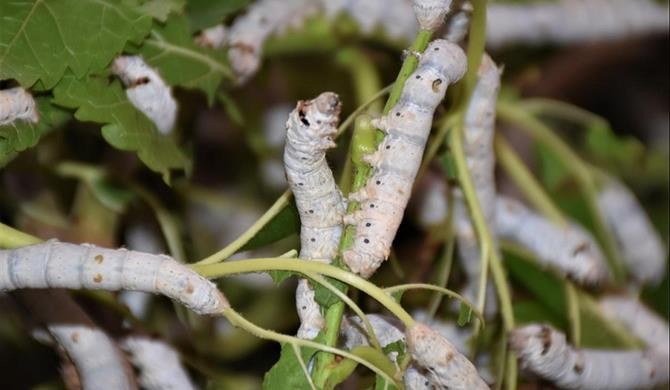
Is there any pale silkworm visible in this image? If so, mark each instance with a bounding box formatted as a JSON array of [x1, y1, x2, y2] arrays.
[[412, 0, 452, 31], [195, 24, 228, 49], [343, 39, 467, 278], [340, 314, 406, 360], [599, 295, 669, 350], [406, 322, 488, 389], [111, 55, 177, 135], [496, 197, 609, 285], [596, 178, 667, 285], [0, 240, 229, 315], [486, 0, 669, 49], [284, 92, 345, 339], [510, 324, 669, 390], [0, 87, 39, 126], [121, 336, 197, 390], [452, 53, 501, 318], [228, 0, 319, 82]]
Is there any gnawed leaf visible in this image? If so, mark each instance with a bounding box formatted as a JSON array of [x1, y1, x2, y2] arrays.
[[0, 0, 152, 88], [52, 75, 190, 180], [137, 0, 186, 22], [187, 0, 250, 32]]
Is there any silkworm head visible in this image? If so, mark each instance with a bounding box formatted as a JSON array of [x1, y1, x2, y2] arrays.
[[313, 92, 342, 118]]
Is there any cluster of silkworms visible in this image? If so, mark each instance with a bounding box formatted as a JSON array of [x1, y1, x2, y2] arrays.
[[0, 87, 39, 126], [111, 55, 177, 135], [511, 295, 669, 389]]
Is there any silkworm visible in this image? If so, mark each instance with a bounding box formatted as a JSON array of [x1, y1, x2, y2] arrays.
[[486, 0, 670, 49], [228, 0, 319, 82], [510, 324, 669, 390], [406, 322, 489, 389], [343, 39, 467, 278], [284, 92, 345, 339], [0, 240, 229, 315], [599, 295, 669, 350], [121, 336, 196, 390], [596, 178, 667, 285], [0, 87, 39, 126], [412, 0, 451, 31], [195, 24, 228, 49], [111, 55, 177, 135], [340, 314, 406, 359], [496, 196, 609, 285]]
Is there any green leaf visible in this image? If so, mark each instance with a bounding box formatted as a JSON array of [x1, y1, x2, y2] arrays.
[[584, 123, 645, 168], [313, 276, 348, 308], [269, 269, 298, 285], [263, 343, 317, 390], [0, 97, 69, 166], [52, 75, 190, 180], [137, 0, 186, 22], [513, 300, 566, 329], [240, 200, 300, 251], [535, 142, 570, 190], [457, 302, 473, 326], [186, 0, 250, 32], [133, 15, 232, 102], [0, 0, 152, 88]]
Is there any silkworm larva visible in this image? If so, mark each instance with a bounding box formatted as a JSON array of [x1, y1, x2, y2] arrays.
[[284, 92, 345, 339], [0, 87, 39, 126], [495, 197, 609, 285], [195, 24, 228, 49], [412, 0, 451, 31], [228, 0, 319, 82], [406, 322, 488, 389], [596, 178, 667, 285], [343, 39, 466, 278], [111, 55, 177, 135], [121, 336, 197, 390], [0, 240, 229, 315], [511, 324, 669, 390], [340, 314, 406, 359], [486, 0, 669, 49], [599, 295, 669, 350]]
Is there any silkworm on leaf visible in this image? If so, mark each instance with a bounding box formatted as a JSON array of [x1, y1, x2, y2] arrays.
[[121, 336, 196, 390], [284, 92, 345, 339], [111, 55, 177, 135], [0, 87, 39, 126], [343, 39, 467, 278], [412, 0, 452, 31], [406, 322, 489, 389], [495, 197, 609, 285], [511, 324, 669, 390], [599, 295, 669, 350], [0, 240, 229, 315], [195, 24, 228, 49], [597, 178, 667, 285]]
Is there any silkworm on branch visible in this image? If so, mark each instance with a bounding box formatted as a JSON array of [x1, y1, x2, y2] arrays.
[[195, 25, 228, 49], [0, 240, 229, 315], [511, 324, 669, 390], [284, 92, 345, 339], [0, 87, 39, 126], [599, 295, 669, 350], [496, 197, 609, 285], [121, 336, 196, 390], [111, 55, 177, 135], [343, 39, 467, 278], [340, 314, 405, 359], [596, 178, 667, 285], [412, 0, 451, 31], [406, 322, 489, 389]]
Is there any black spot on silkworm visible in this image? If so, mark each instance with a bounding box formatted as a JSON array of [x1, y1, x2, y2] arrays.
[[385, 145, 390, 149], [316, 120, 322, 124], [298, 182, 304, 186], [573, 362, 584, 374], [434, 47, 439, 51], [309, 209, 314, 214], [369, 204, 374, 208], [300, 118, 310, 126], [302, 305, 307, 310], [298, 107, 310, 126], [432, 79, 443, 92], [129, 76, 150, 87], [375, 180, 381, 185], [310, 238, 315, 242], [415, 75, 421, 79], [540, 326, 552, 355], [364, 238, 370, 244], [365, 222, 371, 227], [572, 242, 590, 257], [395, 112, 401, 117]]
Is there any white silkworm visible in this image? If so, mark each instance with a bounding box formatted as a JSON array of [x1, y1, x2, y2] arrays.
[[111, 55, 177, 135], [496, 197, 610, 285], [599, 295, 669, 350], [195, 24, 228, 49], [596, 178, 667, 285], [0, 87, 39, 126], [510, 324, 669, 390], [406, 322, 488, 389], [486, 0, 670, 49], [50, 325, 135, 390], [340, 314, 406, 359], [284, 92, 345, 339], [412, 0, 451, 31], [0, 240, 229, 315], [121, 336, 196, 390], [228, 0, 319, 82], [343, 39, 466, 278]]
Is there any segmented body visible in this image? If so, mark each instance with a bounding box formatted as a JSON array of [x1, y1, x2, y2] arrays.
[[599, 295, 669, 350], [0, 240, 228, 315], [111, 56, 177, 135], [121, 336, 197, 390], [412, 0, 451, 31], [0, 87, 39, 126], [343, 39, 467, 278]]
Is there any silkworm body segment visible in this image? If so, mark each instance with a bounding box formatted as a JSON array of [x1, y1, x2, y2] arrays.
[[0, 87, 39, 126]]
